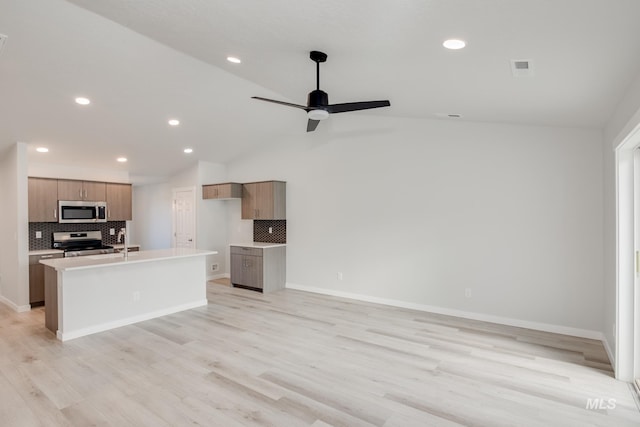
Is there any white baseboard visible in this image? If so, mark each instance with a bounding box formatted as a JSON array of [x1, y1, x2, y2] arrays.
[[286, 283, 603, 341], [603, 335, 615, 369], [0, 295, 31, 313], [207, 273, 230, 281], [57, 299, 208, 341]]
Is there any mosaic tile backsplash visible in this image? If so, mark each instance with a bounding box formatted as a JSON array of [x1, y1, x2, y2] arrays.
[[29, 221, 126, 250], [253, 220, 286, 244]]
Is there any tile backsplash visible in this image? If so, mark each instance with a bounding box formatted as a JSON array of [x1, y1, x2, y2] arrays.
[[253, 220, 286, 244], [29, 221, 126, 250]]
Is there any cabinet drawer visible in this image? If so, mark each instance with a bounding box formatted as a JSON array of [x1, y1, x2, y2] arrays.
[[29, 253, 63, 264], [230, 246, 263, 257]]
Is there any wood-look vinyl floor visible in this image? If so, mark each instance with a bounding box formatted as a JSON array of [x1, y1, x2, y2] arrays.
[[1, 282, 639, 427]]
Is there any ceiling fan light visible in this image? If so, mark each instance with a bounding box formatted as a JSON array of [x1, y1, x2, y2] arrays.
[[307, 109, 329, 121]]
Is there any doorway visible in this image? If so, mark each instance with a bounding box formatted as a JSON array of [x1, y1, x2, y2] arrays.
[[615, 123, 640, 383], [172, 187, 196, 249]]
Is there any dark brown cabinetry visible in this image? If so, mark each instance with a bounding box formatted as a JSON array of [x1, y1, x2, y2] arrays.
[[241, 181, 286, 220], [202, 183, 242, 199], [106, 183, 132, 220], [29, 252, 63, 305], [28, 178, 58, 222]]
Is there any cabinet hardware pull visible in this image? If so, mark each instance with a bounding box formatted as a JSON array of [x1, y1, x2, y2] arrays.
[[53, 209, 57, 219], [41, 255, 53, 259]]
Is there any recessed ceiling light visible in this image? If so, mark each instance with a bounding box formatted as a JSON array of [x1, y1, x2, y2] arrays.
[[168, 119, 180, 126], [36, 147, 49, 153], [75, 97, 91, 105], [117, 157, 127, 163], [443, 39, 466, 50], [227, 56, 241, 64], [183, 148, 193, 154]]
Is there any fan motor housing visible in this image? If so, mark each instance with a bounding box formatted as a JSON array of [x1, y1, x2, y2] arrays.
[[308, 90, 328, 108]]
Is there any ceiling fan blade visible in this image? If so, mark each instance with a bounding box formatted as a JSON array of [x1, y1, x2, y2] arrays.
[[307, 119, 320, 132], [326, 100, 390, 114], [251, 97, 308, 110]]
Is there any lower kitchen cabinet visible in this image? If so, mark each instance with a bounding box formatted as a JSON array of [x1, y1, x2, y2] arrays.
[[230, 245, 286, 293], [29, 252, 63, 305]]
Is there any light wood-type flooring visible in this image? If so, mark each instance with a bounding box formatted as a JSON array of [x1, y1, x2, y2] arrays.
[[1, 281, 639, 426]]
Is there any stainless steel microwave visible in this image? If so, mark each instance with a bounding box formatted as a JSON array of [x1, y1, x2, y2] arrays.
[[58, 201, 107, 223]]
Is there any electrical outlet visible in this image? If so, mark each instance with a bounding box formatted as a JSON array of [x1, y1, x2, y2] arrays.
[[211, 263, 219, 272], [465, 288, 472, 298], [110, 228, 115, 235], [268, 227, 273, 234], [35, 231, 42, 239], [337, 272, 343, 280]]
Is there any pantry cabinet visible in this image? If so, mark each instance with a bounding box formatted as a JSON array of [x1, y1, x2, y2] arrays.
[[241, 181, 286, 220]]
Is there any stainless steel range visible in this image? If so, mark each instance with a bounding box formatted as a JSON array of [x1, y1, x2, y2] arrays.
[[52, 231, 115, 257]]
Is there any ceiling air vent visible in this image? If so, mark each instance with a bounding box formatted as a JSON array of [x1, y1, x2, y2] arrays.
[[0, 34, 7, 57], [510, 59, 534, 77]]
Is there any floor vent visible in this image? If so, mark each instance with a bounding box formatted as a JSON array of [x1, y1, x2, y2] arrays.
[[511, 59, 534, 77]]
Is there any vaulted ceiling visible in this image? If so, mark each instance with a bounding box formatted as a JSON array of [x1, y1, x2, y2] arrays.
[[2, 0, 640, 180]]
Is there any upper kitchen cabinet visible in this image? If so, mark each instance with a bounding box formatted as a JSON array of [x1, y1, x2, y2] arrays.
[[242, 181, 286, 220], [203, 183, 242, 200], [28, 177, 59, 222], [57, 179, 106, 201], [106, 183, 132, 221]]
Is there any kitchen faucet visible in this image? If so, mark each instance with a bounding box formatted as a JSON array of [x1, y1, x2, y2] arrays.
[[117, 227, 128, 258]]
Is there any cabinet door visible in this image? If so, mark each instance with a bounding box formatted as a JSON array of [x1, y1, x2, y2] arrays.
[[204, 183, 242, 199], [231, 253, 263, 289], [106, 183, 132, 220], [28, 178, 58, 222], [57, 180, 105, 201], [57, 179, 84, 201], [254, 182, 274, 219], [241, 183, 258, 219], [230, 253, 244, 284], [241, 181, 286, 219], [203, 185, 219, 199], [83, 181, 106, 201], [29, 264, 45, 304]]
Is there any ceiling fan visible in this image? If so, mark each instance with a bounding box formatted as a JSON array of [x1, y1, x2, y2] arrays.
[[252, 51, 391, 132]]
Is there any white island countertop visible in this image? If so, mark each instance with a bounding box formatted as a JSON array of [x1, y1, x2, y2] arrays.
[[40, 248, 217, 271], [230, 242, 286, 249]]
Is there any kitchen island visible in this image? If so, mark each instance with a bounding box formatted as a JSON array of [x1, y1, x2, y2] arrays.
[[40, 248, 216, 341]]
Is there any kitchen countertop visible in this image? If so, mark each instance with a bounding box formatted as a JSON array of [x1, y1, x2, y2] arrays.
[[29, 249, 64, 256], [112, 244, 140, 249], [40, 248, 217, 272], [230, 242, 286, 249]]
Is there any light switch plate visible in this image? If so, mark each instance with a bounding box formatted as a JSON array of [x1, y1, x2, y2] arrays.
[[110, 228, 115, 235]]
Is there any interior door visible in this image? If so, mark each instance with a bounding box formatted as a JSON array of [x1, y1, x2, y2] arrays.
[[634, 148, 640, 389], [173, 187, 196, 249]]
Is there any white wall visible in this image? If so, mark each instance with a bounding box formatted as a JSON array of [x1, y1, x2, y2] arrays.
[[227, 115, 604, 335], [132, 161, 230, 278], [28, 163, 130, 183], [130, 182, 172, 250], [0, 143, 30, 311]]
